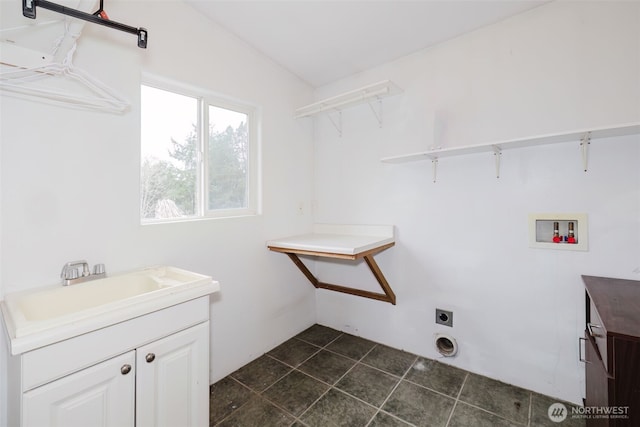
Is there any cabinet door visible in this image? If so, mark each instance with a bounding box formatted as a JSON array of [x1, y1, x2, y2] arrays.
[[22, 351, 135, 427], [136, 321, 209, 427]]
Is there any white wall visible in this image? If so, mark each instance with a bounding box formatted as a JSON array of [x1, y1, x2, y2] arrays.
[[313, 1, 640, 404], [0, 1, 316, 425], [0, 45, 4, 427], [1, 0, 639, 421]]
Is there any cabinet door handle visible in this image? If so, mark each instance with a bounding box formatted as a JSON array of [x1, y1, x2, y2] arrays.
[[587, 322, 602, 338], [145, 353, 156, 363], [121, 364, 132, 375], [578, 337, 590, 364]]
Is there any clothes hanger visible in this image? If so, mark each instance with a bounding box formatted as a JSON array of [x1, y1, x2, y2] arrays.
[[0, 45, 130, 113], [1, 19, 130, 113]]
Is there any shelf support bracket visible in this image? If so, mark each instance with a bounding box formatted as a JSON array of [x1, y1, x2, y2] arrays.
[[327, 111, 342, 137], [431, 158, 438, 183], [366, 98, 383, 128], [580, 132, 591, 172], [275, 244, 396, 305], [492, 145, 502, 178]]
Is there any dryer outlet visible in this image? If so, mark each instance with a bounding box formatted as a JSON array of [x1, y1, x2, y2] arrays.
[[436, 309, 453, 327]]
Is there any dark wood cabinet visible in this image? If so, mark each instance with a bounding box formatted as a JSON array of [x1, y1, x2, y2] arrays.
[[583, 275, 640, 427]]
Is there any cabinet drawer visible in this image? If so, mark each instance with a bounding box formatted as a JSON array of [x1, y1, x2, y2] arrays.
[[588, 300, 609, 372], [21, 297, 209, 391]]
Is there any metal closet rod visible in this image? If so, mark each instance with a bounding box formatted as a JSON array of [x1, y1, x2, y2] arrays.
[[22, 0, 148, 48]]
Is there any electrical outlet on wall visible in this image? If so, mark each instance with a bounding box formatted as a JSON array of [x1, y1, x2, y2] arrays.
[[436, 308, 453, 327]]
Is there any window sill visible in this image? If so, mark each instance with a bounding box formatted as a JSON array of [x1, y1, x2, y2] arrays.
[[141, 211, 260, 226]]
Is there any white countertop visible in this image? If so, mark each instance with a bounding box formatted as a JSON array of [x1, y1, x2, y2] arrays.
[[267, 224, 395, 256]]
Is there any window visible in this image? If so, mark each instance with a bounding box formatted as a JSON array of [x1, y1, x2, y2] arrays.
[[140, 81, 258, 223]]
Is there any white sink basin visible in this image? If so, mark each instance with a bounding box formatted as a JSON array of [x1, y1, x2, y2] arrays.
[[1, 266, 220, 354]]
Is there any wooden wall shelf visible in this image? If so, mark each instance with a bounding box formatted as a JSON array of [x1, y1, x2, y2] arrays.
[[267, 224, 397, 305]]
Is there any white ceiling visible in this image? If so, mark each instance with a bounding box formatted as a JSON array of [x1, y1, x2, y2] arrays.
[[187, 0, 548, 87]]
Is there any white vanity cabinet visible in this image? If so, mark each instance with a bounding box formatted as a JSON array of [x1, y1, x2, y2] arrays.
[[6, 296, 211, 427]]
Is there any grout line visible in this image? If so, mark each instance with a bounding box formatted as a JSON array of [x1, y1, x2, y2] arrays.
[[282, 329, 347, 370], [257, 390, 313, 426], [453, 374, 531, 426], [294, 328, 343, 350], [269, 337, 324, 369], [358, 362, 408, 381], [369, 409, 418, 427], [356, 341, 379, 362], [212, 386, 260, 427], [527, 392, 532, 427], [453, 400, 529, 426], [401, 375, 466, 402], [325, 348, 368, 385], [322, 339, 377, 362], [366, 354, 419, 426], [294, 378, 333, 421], [293, 365, 340, 389], [252, 354, 295, 394], [324, 331, 344, 347], [329, 342, 399, 426], [296, 342, 385, 425], [234, 341, 337, 426], [291, 331, 347, 422], [444, 372, 469, 427], [356, 346, 420, 382]]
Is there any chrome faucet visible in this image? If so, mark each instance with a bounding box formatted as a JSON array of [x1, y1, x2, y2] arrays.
[[61, 260, 106, 286]]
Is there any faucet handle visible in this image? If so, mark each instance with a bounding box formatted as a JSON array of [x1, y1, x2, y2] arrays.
[[62, 267, 79, 280], [93, 263, 106, 275]]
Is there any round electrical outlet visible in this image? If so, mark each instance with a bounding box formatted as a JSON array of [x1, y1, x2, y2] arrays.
[[435, 309, 453, 327]]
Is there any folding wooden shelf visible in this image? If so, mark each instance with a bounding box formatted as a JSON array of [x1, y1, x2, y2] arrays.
[[267, 225, 396, 305]]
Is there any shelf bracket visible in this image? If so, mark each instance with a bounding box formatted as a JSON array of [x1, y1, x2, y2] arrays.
[[431, 158, 438, 183], [366, 98, 383, 128], [580, 132, 591, 172], [274, 244, 396, 305], [492, 145, 502, 178], [327, 111, 342, 137]]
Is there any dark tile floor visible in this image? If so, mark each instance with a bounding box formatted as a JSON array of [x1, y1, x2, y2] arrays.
[[210, 324, 585, 427]]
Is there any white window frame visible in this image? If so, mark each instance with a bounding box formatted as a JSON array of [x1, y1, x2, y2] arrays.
[[141, 75, 260, 224]]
